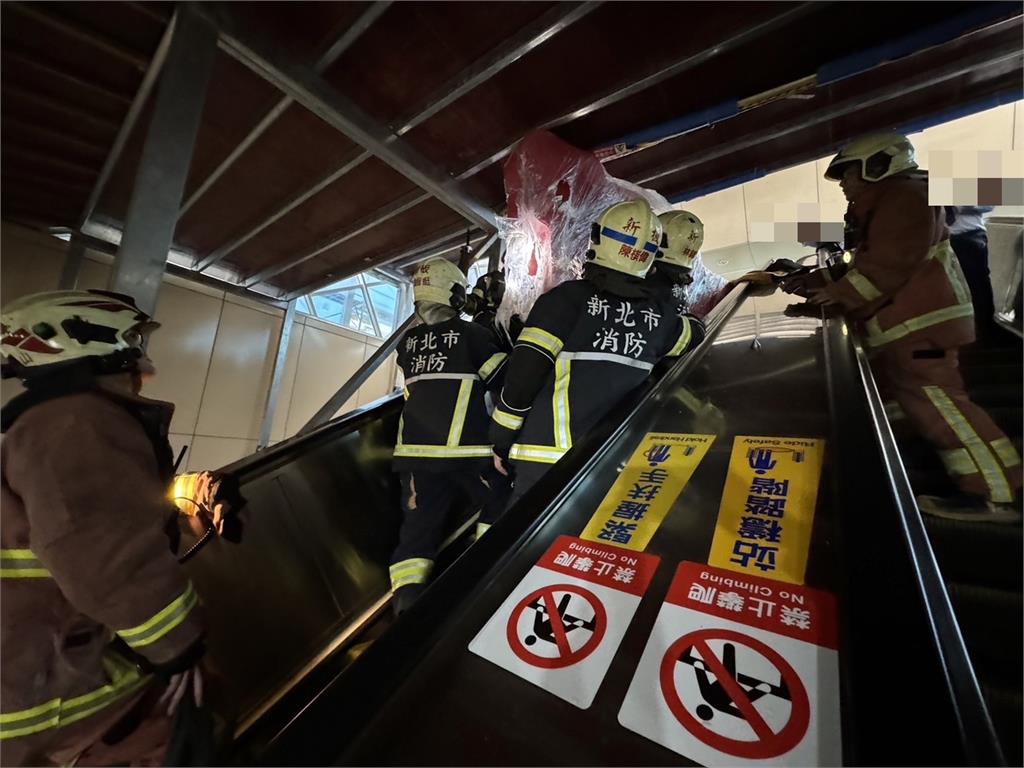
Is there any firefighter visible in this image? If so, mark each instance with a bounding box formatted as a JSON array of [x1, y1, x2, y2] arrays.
[[791, 132, 1021, 520], [0, 290, 232, 765], [490, 199, 705, 505], [647, 210, 705, 315], [390, 257, 509, 612]]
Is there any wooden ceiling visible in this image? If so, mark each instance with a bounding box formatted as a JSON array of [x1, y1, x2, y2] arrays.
[[2, 1, 1020, 299]]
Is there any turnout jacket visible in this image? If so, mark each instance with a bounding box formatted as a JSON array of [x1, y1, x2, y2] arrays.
[[812, 173, 975, 350], [490, 277, 702, 464], [1, 384, 203, 756], [394, 316, 508, 470]]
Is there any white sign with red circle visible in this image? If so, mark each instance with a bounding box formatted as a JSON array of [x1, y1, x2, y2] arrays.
[[469, 535, 659, 709], [618, 562, 841, 766]]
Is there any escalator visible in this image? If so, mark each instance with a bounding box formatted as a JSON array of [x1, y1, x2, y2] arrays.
[[900, 332, 1024, 766], [219, 284, 1010, 766]]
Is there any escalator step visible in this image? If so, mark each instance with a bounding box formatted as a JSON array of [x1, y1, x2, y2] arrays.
[[925, 517, 1023, 592], [983, 685, 1023, 767], [946, 582, 1023, 687]]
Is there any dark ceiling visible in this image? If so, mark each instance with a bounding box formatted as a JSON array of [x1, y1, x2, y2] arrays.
[[2, 1, 1021, 300]]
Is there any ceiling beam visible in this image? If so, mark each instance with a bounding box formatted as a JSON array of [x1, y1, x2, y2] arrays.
[[391, 2, 600, 137], [4, 145, 100, 178], [638, 43, 1023, 189], [77, 10, 178, 232], [455, 2, 820, 181], [284, 225, 485, 300], [241, 189, 430, 286], [6, 3, 150, 71], [194, 3, 590, 273], [177, 1, 393, 219], [2, 85, 121, 132], [204, 4, 496, 233], [1, 117, 109, 157], [2, 50, 133, 105]]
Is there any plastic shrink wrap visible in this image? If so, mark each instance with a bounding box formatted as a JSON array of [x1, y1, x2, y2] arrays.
[[497, 131, 726, 325]]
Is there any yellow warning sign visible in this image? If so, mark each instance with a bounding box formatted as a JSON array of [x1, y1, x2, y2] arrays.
[[708, 436, 825, 585], [580, 433, 715, 551]]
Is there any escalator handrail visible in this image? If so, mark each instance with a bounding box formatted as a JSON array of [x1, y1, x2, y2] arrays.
[[841, 320, 1005, 765], [216, 390, 403, 481], [253, 282, 750, 759]]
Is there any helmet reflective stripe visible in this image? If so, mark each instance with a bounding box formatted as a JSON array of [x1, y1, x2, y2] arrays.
[[599, 227, 638, 247], [588, 199, 657, 278]]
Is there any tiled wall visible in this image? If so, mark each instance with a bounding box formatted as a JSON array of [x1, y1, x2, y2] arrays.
[[0, 223, 398, 471]]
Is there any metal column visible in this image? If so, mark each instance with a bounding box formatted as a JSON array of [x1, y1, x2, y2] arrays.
[[257, 299, 298, 450], [107, 7, 217, 315]]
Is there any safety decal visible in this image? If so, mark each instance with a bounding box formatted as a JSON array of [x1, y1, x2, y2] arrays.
[[707, 435, 825, 584], [618, 562, 841, 766], [469, 535, 659, 709], [579, 432, 715, 551]]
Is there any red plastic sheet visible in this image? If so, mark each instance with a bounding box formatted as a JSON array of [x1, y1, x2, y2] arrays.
[[498, 131, 726, 324]]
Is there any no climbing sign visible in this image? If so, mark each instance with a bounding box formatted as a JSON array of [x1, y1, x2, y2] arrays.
[[469, 535, 659, 708], [619, 562, 841, 766]]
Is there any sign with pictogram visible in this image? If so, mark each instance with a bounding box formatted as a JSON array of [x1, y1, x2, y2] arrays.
[[470, 535, 659, 708], [618, 562, 841, 766], [708, 435, 826, 585], [580, 432, 715, 551]]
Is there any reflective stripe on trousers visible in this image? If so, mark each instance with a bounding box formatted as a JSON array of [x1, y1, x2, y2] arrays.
[[389, 558, 433, 589], [0, 653, 148, 741], [923, 385, 1014, 503]]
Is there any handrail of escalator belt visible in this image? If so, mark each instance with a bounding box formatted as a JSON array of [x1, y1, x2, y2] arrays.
[[841, 320, 1004, 765], [254, 282, 751, 759]]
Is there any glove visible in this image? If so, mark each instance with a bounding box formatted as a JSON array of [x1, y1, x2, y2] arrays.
[[158, 666, 204, 718], [170, 472, 245, 543]]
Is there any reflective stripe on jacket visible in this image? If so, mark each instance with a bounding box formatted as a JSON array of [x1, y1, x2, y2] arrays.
[[1, 388, 203, 752], [492, 279, 697, 464], [824, 173, 975, 350], [394, 316, 507, 469]]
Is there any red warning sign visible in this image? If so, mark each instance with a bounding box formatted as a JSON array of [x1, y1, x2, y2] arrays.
[[659, 628, 809, 759], [507, 584, 607, 668], [470, 536, 660, 708], [618, 562, 841, 765]]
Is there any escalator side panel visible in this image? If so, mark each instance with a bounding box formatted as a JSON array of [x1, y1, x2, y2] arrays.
[[185, 407, 404, 721]]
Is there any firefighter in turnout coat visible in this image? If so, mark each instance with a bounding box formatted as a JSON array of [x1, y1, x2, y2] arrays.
[[791, 132, 1021, 521], [490, 199, 706, 507], [0, 290, 229, 766], [390, 258, 510, 612]]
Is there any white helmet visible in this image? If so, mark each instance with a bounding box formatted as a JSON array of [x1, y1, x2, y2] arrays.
[[1, 290, 157, 377], [587, 199, 659, 278], [658, 210, 704, 269], [824, 131, 918, 183], [412, 257, 469, 309]]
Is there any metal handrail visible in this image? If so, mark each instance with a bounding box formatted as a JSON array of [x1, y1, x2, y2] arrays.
[[297, 313, 416, 437], [813, 241, 1003, 762]]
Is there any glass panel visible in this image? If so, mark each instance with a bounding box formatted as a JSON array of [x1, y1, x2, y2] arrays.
[[368, 281, 399, 336]]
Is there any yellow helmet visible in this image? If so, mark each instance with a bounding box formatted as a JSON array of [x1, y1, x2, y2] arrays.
[[412, 257, 469, 309], [824, 131, 917, 183], [658, 210, 704, 269], [1, 290, 156, 376], [587, 199, 659, 278]]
